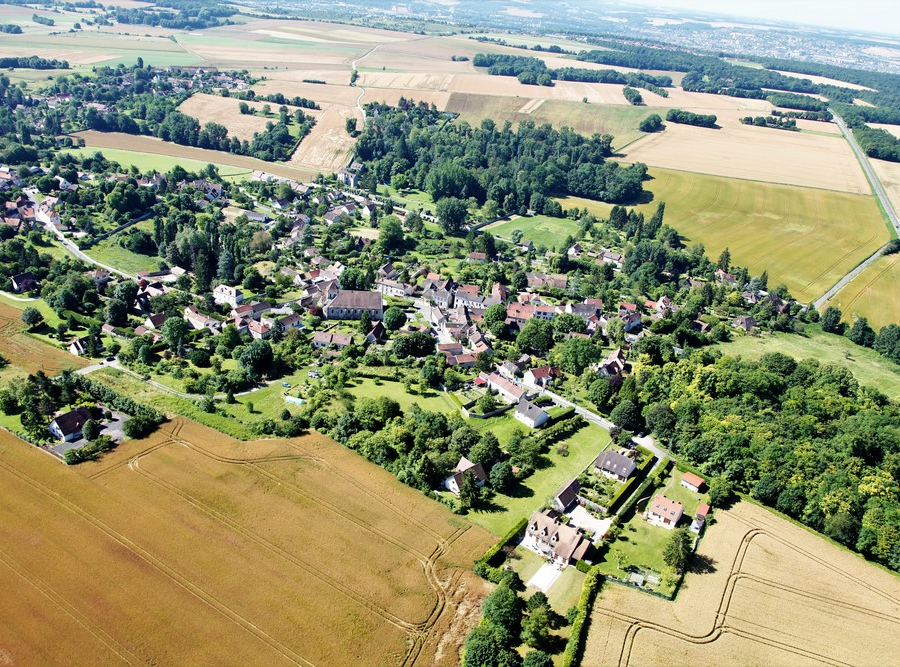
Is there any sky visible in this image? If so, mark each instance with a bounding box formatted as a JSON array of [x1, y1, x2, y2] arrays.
[[623, 0, 900, 36]]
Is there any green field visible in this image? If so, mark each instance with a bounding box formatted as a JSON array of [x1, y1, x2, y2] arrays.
[[828, 253, 900, 330], [84, 238, 161, 277], [559, 166, 888, 303], [466, 422, 611, 536], [445, 94, 650, 149], [60, 147, 252, 181], [718, 325, 900, 399], [484, 214, 581, 250], [346, 378, 458, 413]]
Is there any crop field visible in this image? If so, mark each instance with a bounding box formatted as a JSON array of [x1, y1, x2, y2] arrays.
[[287, 105, 359, 176], [0, 301, 87, 383], [72, 131, 318, 181], [60, 146, 251, 180], [445, 95, 650, 149], [559, 167, 887, 303], [0, 417, 493, 666], [484, 214, 582, 250], [623, 119, 870, 193], [583, 500, 900, 667], [718, 325, 900, 399], [827, 253, 900, 330], [869, 123, 900, 139]]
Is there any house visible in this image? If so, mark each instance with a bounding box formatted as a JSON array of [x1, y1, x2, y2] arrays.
[[324, 290, 384, 321], [365, 321, 385, 344], [715, 268, 737, 285], [213, 284, 244, 308], [447, 353, 476, 369], [468, 252, 487, 263], [49, 407, 94, 442], [248, 320, 272, 339], [312, 331, 352, 349], [523, 366, 563, 389], [647, 495, 683, 530], [437, 342, 464, 357], [143, 313, 167, 330], [499, 360, 521, 381], [483, 372, 525, 403], [443, 456, 487, 496], [690, 503, 710, 534], [376, 279, 415, 298], [594, 451, 637, 482], [68, 335, 102, 357], [550, 479, 581, 513], [681, 472, 706, 493], [732, 315, 757, 332], [10, 272, 39, 293], [523, 510, 590, 566], [596, 348, 627, 378], [515, 400, 550, 429], [183, 305, 220, 332]]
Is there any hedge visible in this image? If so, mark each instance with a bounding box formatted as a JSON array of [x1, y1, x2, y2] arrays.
[[606, 451, 657, 514], [75, 375, 165, 425], [617, 456, 671, 517], [473, 517, 528, 582], [561, 567, 603, 667], [531, 415, 585, 449]]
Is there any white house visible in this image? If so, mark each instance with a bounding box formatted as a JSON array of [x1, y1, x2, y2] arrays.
[[681, 472, 706, 493], [443, 457, 487, 496], [515, 401, 550, 429], [213, 284, 244, 308], [49, 407, 94, 442], [646, 495, 683, 530], [523, 366, 563, 389], [482, 372, 525, 404]]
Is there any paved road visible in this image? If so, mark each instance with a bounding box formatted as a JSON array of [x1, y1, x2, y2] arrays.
[[813, 112, 900, 309], [43, 220, 136, 280]]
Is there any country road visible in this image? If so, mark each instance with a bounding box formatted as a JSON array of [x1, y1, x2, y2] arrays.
[[813, 112, 899, 309], [43, 220, 137, 281]]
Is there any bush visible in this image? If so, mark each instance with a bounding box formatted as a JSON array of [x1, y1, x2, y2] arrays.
[[561, 568, 602, 667]]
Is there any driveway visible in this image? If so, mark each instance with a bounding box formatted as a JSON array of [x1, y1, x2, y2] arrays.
[[567, 505, 613, 542]]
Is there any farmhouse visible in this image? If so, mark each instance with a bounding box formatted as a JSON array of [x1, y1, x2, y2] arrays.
[[523, 510, 590, 566], [49, 407, 94, 442], [443, 456, 487, 496], [324, 290, 384, 320], [68, 335, 102, 357], [514, 400, 550, 429], [647, 495, 684, 530], [594, 451, 637, 482], [681, 472, 706, 493]]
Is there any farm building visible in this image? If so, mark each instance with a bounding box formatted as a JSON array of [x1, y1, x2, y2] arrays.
[[594, 451, 636, 482], [443, 457, 487, 496], [647, 495, 684, 530], [523, 510, 589, 566], [681, 472, 706, 493]]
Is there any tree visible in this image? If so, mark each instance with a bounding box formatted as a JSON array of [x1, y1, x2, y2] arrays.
[[556, 337, 602, 375], [522, 651, 553, 667], [644, 402, 676, 439], [21, 307, 42, 329], [521, 605, 550, 649], [470, 431, 501, 466], [459, 469, 480, 510], [551, 312, 586, 335], [610, 399, 641, 432], [516, 319, 554, 355], [161, 317, 189, 354], [663, 527, 693, 572], [114, 280, 138, 307], [436, 196, 468, 235], [345, 117, 357, 135], [481, 581, 523, 643], [383, 306, 406, 330], [239, 339, 274, 375], [378, 215, 405, 250], [476, 392, 498, 414], [847, 317, 876, 348], [707, 476, 733, 508], [82, 419, 99, 442], [639, 113, 663, 132], [489, 460, 514, 492], [588, 378, 612, 410], [357, 310, 372, 335], [420, 360, 441, 387], [463, 625, 512, 667], [484, 304, 508, 338], [104, 298, 127, 327], [716, 247, 731, 272], [820, 306, 844, 334]]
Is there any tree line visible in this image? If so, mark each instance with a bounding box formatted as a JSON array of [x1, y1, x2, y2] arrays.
[[665, 109, 717, 128]]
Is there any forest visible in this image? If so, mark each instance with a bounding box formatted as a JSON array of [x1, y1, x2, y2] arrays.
[[629, 349, 900, 573], [353, 103, 649, 219]]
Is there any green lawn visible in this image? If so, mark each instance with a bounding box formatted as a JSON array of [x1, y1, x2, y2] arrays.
[[483, 215, 581, 251], [718, 325, 900, 400], [60, 147, 252, 181], [345, 378, 458, 414], [467, 422, 611, 536], [84, 240, 161, 276], [472, 412, 527, 444], [596, 515, 673, 588]]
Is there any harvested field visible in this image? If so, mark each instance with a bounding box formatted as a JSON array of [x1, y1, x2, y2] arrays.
[[623, 120, 870, 193], [583, 500, 900, 667], [287, 106, 358, 175], [359, 71, 455, 92], [0, 301, 87, 381], [60, 146, 251, 180], [255, 79, 361, 106], [558, 167, 887, 303], [178, 93, 310, 141], [827, 253, 900, 330], [446, 94, 649, 148], [447, 73, 630, 104], [869, 122, 900, 139], [871, 157, 900, 217], [71, 131, 318, 181], [0, 417, 493, 666], [771, 69, 876, 91]]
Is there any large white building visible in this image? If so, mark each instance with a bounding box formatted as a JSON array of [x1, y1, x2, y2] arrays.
[[213, 284, 244, 308]]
